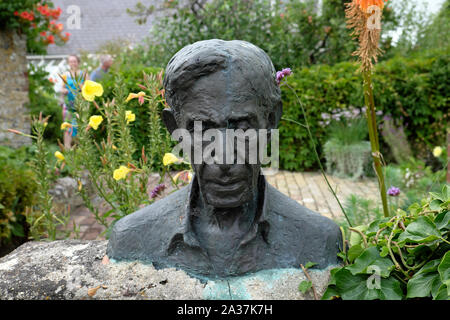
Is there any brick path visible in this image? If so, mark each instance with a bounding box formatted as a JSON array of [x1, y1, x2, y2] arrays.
[[68, 171, 379, 240]]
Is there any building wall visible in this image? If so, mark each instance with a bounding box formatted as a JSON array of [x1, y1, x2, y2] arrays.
[[0, 30, 31, 148]]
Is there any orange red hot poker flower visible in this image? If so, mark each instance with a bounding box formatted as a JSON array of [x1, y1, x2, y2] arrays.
[[345, 0, 388, 71], [354, 0, 387, 11]]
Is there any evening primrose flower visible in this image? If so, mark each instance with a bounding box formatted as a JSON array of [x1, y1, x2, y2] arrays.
[[54, 151, 65, 161], [173, 170, 193, 183], [60, 122, 72, 130], [82, 80, 104, 101], [126, 91, 145, 105], [433, 146, 443, 157], [88, 115, 103, 130], [125, 110, 136, 124], [163, 153, 183, 166], [113, 165, 131, 181]]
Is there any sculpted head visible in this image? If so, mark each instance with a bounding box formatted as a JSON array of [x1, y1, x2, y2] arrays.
[[162, 39, 282, 209]]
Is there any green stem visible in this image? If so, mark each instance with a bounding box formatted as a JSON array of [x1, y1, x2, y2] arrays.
[[363, 71, 389, 218], [284, 83, 353, 227]]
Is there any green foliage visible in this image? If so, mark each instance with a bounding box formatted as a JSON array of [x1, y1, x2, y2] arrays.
[[338, 195, 383, 228], [279, 50, 449, 171], [80, 45, 174, 172], [384, 158, 446, 212], [323, 117, 371, 179], [415, 0, 450, 52], [27, 63, 62, 144], [323, 185, 450, 300], [0, 146, 37, 246], [132, 0, 402, 70], [26, 118, 72, 241]]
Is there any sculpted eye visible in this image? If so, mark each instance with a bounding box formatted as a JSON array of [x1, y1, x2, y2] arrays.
[[229, 120, 251, 130]]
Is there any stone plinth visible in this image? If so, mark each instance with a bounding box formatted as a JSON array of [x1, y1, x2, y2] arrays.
[[0, 30, 30, 147], [0, 240, 336, 300]]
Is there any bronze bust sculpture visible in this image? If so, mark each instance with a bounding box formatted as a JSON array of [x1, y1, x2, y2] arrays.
[[107, 39, 342, 280]]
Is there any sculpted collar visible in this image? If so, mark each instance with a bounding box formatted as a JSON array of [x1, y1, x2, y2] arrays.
[[169, 173, 271, 252]]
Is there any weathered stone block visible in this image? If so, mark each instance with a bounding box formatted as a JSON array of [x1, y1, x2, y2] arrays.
[[0, 30, 31, 148], [0, 240, 336, 300]]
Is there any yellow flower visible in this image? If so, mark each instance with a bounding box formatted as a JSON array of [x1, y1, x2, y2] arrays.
[[89, 115, 103, 130], [113, 165, 131, 181], [163, 153, 182, 166], [433, 146, 443, 158], [173, 170, 193, 183], [61, 122, 72, 130], [112, 145, 117, 150], [82, 80, 104, 101], [126, 91, 145, 102], [54, 151, 65, 161], [125, 110, 136, 124], [43, 122, 48, 127], [77, 180, 82, 191]]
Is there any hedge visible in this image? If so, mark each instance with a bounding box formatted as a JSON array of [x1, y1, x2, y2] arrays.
[[280, 50, 449, 171]]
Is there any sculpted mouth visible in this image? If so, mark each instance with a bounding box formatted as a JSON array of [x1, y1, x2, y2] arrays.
[[206, 179, 246, 192]]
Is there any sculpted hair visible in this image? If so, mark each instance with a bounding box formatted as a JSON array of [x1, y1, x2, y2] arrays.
[[163, 39, 282, 128]]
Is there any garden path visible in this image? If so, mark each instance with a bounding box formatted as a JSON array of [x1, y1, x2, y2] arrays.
[[67, 171, 379, 240]]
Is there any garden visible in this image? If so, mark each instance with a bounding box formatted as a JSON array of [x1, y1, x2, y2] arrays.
[[0, 0, 449, 300]]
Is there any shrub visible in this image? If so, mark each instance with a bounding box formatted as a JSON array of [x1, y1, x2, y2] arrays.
[[0, 146, 37, 254], [280, 51, 449, 171]]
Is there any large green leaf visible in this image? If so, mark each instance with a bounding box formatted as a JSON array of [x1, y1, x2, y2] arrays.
[[407, 272, 440, 298], [321, 285, 340, 300], [438, 251, 450, 283], [335, 268, 403, 300], [346, 247, 394, 278], [347, 244, 364, 262], [433, 284, 449, 300], [398, 216, 442, 243], [435, 211, 450, 230]]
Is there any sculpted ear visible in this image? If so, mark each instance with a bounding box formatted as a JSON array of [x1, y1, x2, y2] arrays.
[[162, 108, 178, 135]]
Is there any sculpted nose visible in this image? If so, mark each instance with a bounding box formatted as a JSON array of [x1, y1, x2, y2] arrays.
[[218, 163, 231, 172]]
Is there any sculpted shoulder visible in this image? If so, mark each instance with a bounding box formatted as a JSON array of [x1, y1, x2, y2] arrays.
[[106, 185, 190, 261], [265, 184, 343, 268]]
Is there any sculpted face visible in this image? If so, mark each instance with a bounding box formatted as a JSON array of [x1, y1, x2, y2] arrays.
[[177, 69, 271, 208]]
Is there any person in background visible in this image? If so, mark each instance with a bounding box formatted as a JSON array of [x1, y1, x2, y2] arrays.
[[90, 54, 113, 82], [60, 54, 89, 148]]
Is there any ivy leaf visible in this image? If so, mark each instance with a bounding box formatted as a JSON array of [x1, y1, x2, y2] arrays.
[[435, 211, 450, 230], [429, 199, 442, 211], [327, 267, 341, 286], [321, 285, 340, 300], [438, 251, 450, 284], [298, 280, 312, 294], [415, 259, 441, 276], [434, 284, 449, 300], [380, 246, 390, 257], [407, 272, 441, 298], [334, 268, 402, 300], [398, 216, 441, 243], [346, 247, 394, 278], [347, 244, 364, 262]]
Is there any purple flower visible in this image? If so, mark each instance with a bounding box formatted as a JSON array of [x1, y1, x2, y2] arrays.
[[276, 68, 293, 85], [387, 186, 400, 197], [151, 183, 166, 199]]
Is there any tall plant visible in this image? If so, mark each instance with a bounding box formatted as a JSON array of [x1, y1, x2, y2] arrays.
[[345, 0, 390, 217]]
